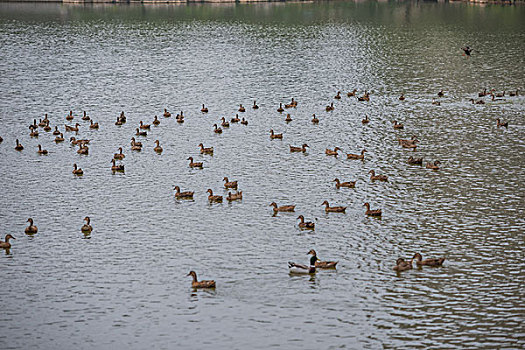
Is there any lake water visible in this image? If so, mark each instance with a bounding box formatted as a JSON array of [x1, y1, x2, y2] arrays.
[[0, 2, 524, 349]]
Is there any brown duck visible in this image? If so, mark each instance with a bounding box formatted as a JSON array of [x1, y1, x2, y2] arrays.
[[297, 215, 315, 230], [393, 258, 413, 272], [308, 249, 337, 268], [206, 189, 223, 203], [413, 253, 445, 267], [173, 186, 194, 199], [347, 149, 366, 160], [333, 178, 356, 188], [322, 200, 346, 213], [369, 170, 388, 182], [363, 203, 382, 217], [269, 202, 295, 212], [187, 271, 216, 288]]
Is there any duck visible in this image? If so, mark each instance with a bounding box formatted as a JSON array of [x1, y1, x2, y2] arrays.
[[491, 94, 504, 102], [176, 112, 184, 123], [308, 249, 337, 269], [322, 200, 346, 213], [413, 253, 445, 267], [15, 139, 24, 151], [187, 271, 216, 288], [334, 91, 341, 99], [285, 98, 297, 109], [65, 123, 80, 132], [131, 140, 142, 152], [198, 143, 214, 155], [38, 117, 47, 127], [357, 92, 370, 102], [221, 117, 230, 128], [432, 98, 441, 106], [118, 111, 126, 123], [77, 144, 89, 155], [363, 203, 382, 217], [201, 104, 208, 113], [333, 178, 356, 189], [346, 149, 366, 160], [25, 218, 38, 234], [54, 133, 64, 143], [223, 177, 238, 189], [29, 126, 39, 137], [495, 90, 505, 98], [53, 126, 61, 135], [139, 121, 150, 130], [285, 114, 293, 122], [289, 143, 308, 153], [407, 156, 423, 165], [231, 114, 240, 123], [0, 234, 15, 249], [347, 89, 357, 97], [206, 189, 223, 203], [399, 94, 405, 101], [187, 157, 203, 168], [277, 103, 284, 113], [153, 140, 163, 154], [509, 89, 519, 97], [111, 159, 124, 172], [69, 137, 90, 146], [81, 111, 90, 121], [43, 122, 51, 132], [362, 115, 369, 124], [173, 186, 194, 199], [130, 137, 142, 148], [37, 144, 48, 155], [115, 117, 123, 126], [393, 258, 413, 272], [478, 89, 488, 97], [238, 104, 246, 113], [398, 136, 418, 146], [269, 129, 283, 139], [469, 98, 485, 105], [81, 216, 93, 234], [496, 118, 508, 128], [325, 102, 334, 112], [72, 163, 83, 175], [369, 170, 388, 182], [437, 90, 444, 97], [288, 252, 317, 274], [325, 147, 341, 156], [297, 215, 315, 230], [135, 128, 147, 136], [270, 202, 296, 213], [252, 101, 259, 109], [426, 160, 440, 170], [311, 114, 319, 124], [213, 124, 222, 134], [152, 115, 160, 125], [114, 147, 125, 160], [90, 120, 99, 129], [240, 118, 248, 125], [163, 109, 171, 118], [226, 191, 243, 201], [66, 110, 74, 120], [392, 120, 404, 129]]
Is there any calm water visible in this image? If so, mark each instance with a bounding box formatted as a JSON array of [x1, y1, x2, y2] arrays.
[[1, 2, 524, 349]]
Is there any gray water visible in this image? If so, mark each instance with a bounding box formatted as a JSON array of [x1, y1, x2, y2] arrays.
[[0, 2, 524, 349]]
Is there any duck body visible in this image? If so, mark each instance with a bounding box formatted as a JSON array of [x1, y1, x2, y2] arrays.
[[413, 253, 445, 266], [187, 271, 216, 288], [207, 189, 223, 203], [364, 203, 382, 217], [223, 177, 238, 189], [240, 118, 248, 125], [15, 139, 24, 151], [231, 114, 240, 123], [362, 115, 369, 124], [322, 200, 346, 213], [392, 120, 404, 129], [0, 234, 15, 249], [201, 104, 208, 113], [346, 149, 366, 160], [163, 109, 171, 118], [213, 124, 222, 134], [77, 145, 89, 155], [309, 250, 337, 269], [199, 143, 214, 155], [174, 186, 194, 199], [270, 202, 295, 212], [114, 147, 125, 160], [393, 258, 413, 272], [311, 114, 319, 124], [270, 130, 283, 139], [347, 89, 357, 97], [238, 104, 245, 113], [407, 156, 423, 165], [325, 147, 341, 156], [496, 118, 508, 128], [25, 218, 38, 234], [289, 144, 308, 153], [90, 120, 99, 129], [252, 101, 259, 109], [325, 102, 334, 111], [154, 140, 163, 154], [72, 163, 83, 175], [288, 262, 316, 274], [226, 191, 243, 201], [152, 116, 160, 125], [111, 159, 124, 172], [188, 157, 203, 168], [221, 117, 230, 128], [426, 161, 440, 170], [65, 123, 80, 132], [55, 133, 64, 143], [37, 144, 48, 155], [139, 121, 150, 130], [135, 128, 147, 136], [333, 178, 356, 188], [369, 170, 388, 182], [81, 216, 93, 234], [297, 215, 315, 230]]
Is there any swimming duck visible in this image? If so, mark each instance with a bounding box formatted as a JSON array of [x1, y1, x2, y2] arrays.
[[469, 98, 485, 105], [407, 156, 423, 165], [496, 118, 508, 128], [392, 120, 404, 129], [322, 200, 346, 213], [509, 89, 519, 97], [131, 141, 142, 152], [176, 113, 184, 123], [65, 123, 80, 132], [297, 215, 315, 230], [115, 117, 123, 126], [15, 139, 24, 151], [153, 140, 163, 154], [269, 129, 283, 139], [346, 149, 366, 160], [325, 102, 334, 112], [77, 144, 89, 155], [69, 137, 90, 146], [152, 116, 160, 126], [358, 92, 370, 102], [491, 94, 504, 102], [221, 117, 230, 128], [29, 126, 39, 137], [399, 94, 405, 101], [363, 203, 382, 217], [238, 104, 246, 113], [25, 218, 38, 234], [111, 159, 124, 172], [270, 202, 296, 213], [369, 170, 388, 182], [54, 133, 64, 143], [82, 111, 90, 121], [53, 126, 61, 135], [201, 104, 208, 113], [213, 124, 222, 134], [413, 253, 445, 267], [285, 98, 297, 109], [135, 128, 147, 136], [223, 177, 238, 189], [240, 118, 248, 125], [325, 147, 341, 156], [43, 122, 51, 132], [426, 160, 440, 170], [311, 114, 319, 124], [398, 136, 418, 146], [114, 147, 125, 160], [252, 101, 259, 109], [139, 121, 150, 130], [289, 144, 308, 153], [66, 110, 74, 121], [37, 144, 48, 155], [495, 90, 505, 98], [198, 143, 214, 155], [118, 111, 126, 124], [226, 191, 243, 201], [0, 234, 15, 249], [131, 137, 142, 148], [90, 120, 99, 129], [187, 271, 216, 288], [206, 189, 223, 203], [173, 186, 194, 199], [187, 157, 203, 168], [478, 89, 488, 97], [288, 252, 317, 274], [81, 216, 93, 234], [163, 109, 171, 118], [333, 178, 356, 189], [72, 163, 83, 175], [432, 98, 441, 106], [393, 258, 413, 272], [347, 89, 357, 97], [437, 90, 444, 97], [362, 115, 369, 124], [285, 114, 293, 122], [308, 249, 337, 268], [334, 91, 341, 99], [277, 103, 284, 113], [231, 114, 240, 123]]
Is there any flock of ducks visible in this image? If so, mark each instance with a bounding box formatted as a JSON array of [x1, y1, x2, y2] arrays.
[[1, 85, 518, 288]]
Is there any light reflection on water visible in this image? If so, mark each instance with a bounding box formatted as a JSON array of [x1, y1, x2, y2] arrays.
[[0, 2, 524, 349]]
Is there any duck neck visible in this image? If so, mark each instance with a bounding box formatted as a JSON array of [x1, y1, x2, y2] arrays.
[[310, 255, 318, 266]]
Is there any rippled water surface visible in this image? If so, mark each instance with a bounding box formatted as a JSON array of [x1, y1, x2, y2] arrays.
[[0, 2, 524, 349]]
